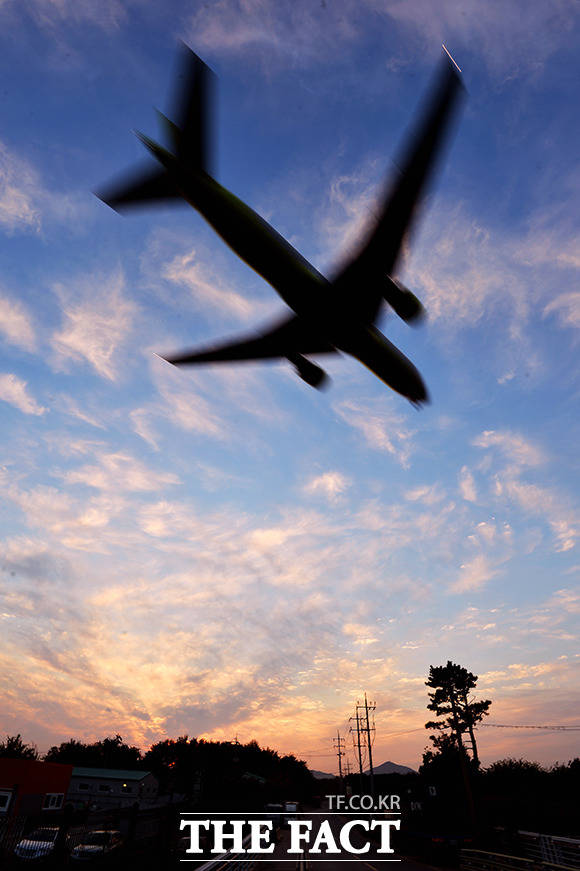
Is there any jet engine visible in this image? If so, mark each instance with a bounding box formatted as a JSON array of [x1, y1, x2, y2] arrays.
[[289, 354, 328, 389], [384, 277, 425, 324]]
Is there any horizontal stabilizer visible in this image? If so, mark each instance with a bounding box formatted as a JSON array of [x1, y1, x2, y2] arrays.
[[96, 165, 181, 212], [96, 45, 215, 212]]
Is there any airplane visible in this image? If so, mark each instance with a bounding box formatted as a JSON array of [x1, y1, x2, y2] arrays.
[[98, 45, 465, 405]]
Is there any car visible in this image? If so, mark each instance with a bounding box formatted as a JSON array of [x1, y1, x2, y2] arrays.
[[14, 827, 59, 861], [283, 801, 300, 826], [69, 829, 123, 861]]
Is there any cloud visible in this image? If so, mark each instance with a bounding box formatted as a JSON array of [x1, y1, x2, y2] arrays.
[[304, 471, 350, 503], [0, 138, 83, 234], [51, 270, 137, 380], [61, 451, 180, 493], [469, 429, 578, 553], [449, 554, 500, 594], [151, 363, 227, 439], [162, 248, 255, 320], [316, 162, 383, 268], [130, 408, 159, 450], [7, 0, 129, 30], [473, 430, 546, 468], [188, 0, 579, 78], [188, 0, 359, 66], [0, 141, 41, 233], [0, 293, 36, 350], [0, 373, 46, 415], [499, 478, 579, 553], [57, 396, 106, 430], [459, 466, 477, 502], [544, 293, 580, 331], [335, 398, 415, 466], [377, 0, 579, 77], [405, 483, 445, 505]]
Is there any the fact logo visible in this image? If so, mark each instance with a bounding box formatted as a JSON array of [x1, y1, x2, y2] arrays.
[[180, 796, 401, 861]]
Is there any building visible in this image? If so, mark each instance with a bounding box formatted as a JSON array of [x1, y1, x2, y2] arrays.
[[0, 758, 73, 817], [67, 767, 158, 809]]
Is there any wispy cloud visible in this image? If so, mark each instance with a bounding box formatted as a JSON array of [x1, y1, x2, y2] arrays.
[[0, 373, 46, 415], [51, 270, 137, 380], [379, 0, 579, 77], [466, 429, 579, 554], [450, 553, 500, 593], [162, 247, 256, 320], [188, 0, 579, 78], [60, 451, 180, 493], [0, 293, 36, 351], [544, 293, 580, 331], [8, 0, 129, 31], [335, 397, 415, 466], [304, 471, 350, 504], [0, 138, 83, 234], [473, 430, 546, 468], [188, 0, 358, 66], [0, 141, 41, 233], [459, 465, 477, 502]]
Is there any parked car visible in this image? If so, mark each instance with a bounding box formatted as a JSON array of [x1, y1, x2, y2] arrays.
[[264, 803, 284, 826], [14, 827, 59, 861], [283, 801, 300, 826], [70, 830, 123, 861]]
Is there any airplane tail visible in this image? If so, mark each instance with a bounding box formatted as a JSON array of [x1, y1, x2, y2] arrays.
[[96, 45, 215, 211]]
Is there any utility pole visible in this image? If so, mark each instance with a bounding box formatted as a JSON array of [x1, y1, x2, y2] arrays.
[[333, 731, 345, 782], [361, 693, 376, 798], [349, 705, 364, 792]]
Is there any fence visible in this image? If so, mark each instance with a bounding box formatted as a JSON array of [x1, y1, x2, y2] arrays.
[[461, 845, 580, 871]]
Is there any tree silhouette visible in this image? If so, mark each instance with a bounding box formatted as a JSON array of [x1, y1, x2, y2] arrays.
[[425, 660, 491, 768], [0, 733, 39, 760], [45, 734, 142, 768]]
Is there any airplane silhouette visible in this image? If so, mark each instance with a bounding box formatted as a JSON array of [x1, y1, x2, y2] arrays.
[[98, 45, 465, 405]]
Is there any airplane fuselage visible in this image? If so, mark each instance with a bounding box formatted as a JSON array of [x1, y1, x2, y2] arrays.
[[147, 143, 427, 403]]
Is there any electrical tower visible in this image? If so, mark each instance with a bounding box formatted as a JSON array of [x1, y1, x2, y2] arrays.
[[360, 693, 376, 797], [350, 694, 376, 796], [349, 703, 366, 791], [333, 731, 345, 781]]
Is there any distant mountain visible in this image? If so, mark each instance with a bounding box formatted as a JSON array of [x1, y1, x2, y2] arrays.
[[310, 769, 337, 780], [366, 760, 416, 775]]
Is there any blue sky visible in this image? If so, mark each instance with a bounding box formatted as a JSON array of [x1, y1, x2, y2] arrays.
[[0, 0, 579, 772]]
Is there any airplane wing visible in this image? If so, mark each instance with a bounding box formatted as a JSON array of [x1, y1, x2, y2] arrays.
[[332, 50, 465, 291], [161, 314, 336, 365]]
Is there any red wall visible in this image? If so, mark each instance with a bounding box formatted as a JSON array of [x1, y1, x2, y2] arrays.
[[0, 759, 72, 815]]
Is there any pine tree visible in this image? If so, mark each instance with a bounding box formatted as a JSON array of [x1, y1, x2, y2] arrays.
[[425, 660, 491, 768]]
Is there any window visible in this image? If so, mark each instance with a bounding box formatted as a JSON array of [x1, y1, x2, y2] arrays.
[[0, 790, 12, 812], [98, 784, 112, 792], [43, 793, 64, 810], [78, 783, 90, 791], [121, 784, 133, 793]]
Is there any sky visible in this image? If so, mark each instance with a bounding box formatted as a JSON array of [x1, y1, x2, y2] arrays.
[[0, 0, 579, 774]]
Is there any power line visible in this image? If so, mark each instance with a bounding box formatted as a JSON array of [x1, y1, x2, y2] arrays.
[[481, 723, 580, 731], [375, 727, 426, 738]]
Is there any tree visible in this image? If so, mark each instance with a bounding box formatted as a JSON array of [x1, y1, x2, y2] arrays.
[[425, 660, 491, 769], [0, 733, 39, 760], [45, 735, 142, 768]]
